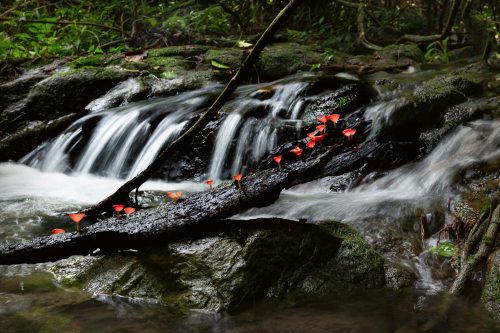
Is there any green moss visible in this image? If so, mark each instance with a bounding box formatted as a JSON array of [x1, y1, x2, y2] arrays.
[[318, 221, 386, 288], [380, 43, 424, 62], [257, 42, 323, 80], [68, 54, 106, 68], [148, 45, 209, 58], [205, 48, 244, 69], [144, 56, 188, 69]]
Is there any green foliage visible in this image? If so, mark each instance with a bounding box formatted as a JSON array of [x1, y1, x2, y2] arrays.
[[337, 97, 347, 112], [309, 63, 321, 72], [425, 38, 449, 64], [431, 242, 456, 258], [0, 1, 164, 61], [322, 48, 336, 62], [286, 29, 308, 42], [210, 59, 231, 69], [473, 7, 499, 36]]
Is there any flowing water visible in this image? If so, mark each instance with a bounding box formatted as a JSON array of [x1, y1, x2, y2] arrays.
[[1, 71, 499, 332]]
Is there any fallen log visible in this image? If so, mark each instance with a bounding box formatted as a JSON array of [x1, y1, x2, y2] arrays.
[[0, 141, 383, 265]]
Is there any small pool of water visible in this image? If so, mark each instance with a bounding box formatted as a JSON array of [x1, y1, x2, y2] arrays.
[[0, 270, 498, 333]]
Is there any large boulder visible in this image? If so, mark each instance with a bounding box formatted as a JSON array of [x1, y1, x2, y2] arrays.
[[372, 70, 482, 141], [301, 82, 377, 123], [205, 43, 323, 81], [0, 67, 132, 160], [49, 220, 415, 312]]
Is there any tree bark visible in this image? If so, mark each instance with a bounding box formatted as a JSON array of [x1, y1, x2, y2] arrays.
[[83, 0, 305, 216]]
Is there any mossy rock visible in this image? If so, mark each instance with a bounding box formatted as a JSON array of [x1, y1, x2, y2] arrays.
[[482, 249, 500, 323], [301, 82, 377, 123], [205, 48, 245, 69], [22, 67, 132, 119], [374, 70, 482, 141], [0, 113, 80, 161], [378, 43, 424, 63], [148, 45, 209, 58], [49, 220, 414, 313], [257, 42, 323, 80], [68, 54, 107, 68]]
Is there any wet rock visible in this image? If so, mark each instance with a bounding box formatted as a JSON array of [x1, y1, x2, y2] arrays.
[[301, 82, 377, 123], [48, 220, 414, 312], [86, 72, 218, 112], [374, 70, 482, 141], [204, 43, 323, 81], [205, 48, 245, 69], [420, 96, 500, 154], [26, 67, 132, 119], [481, 249, 500, 323], [147, 45, 210, 58], [155, 116, 223, 181], [376, 44, 424, 65], [0, 72, 48, 111], [257, 43, 323, 81], [448, 46, 477, 62], [0, 67, 132, 159], [359, 217, 422, 263], [0, 114, 80, 161]]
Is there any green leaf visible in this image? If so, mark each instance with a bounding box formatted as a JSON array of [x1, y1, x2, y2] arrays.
[[236, 40, 252, 48], [210, 59, 231, 69], [310, 63, 321, 72], [431, 242, 456, 258], [160, 71, 177, 79]]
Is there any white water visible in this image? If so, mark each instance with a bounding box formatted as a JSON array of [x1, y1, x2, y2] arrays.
[[0, 162, 205, 242], [23, 75, 317, 181], [237, 120, 499, 222]]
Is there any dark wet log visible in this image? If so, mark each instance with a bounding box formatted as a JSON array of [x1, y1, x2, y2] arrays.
[[0, 141, 384, 265]]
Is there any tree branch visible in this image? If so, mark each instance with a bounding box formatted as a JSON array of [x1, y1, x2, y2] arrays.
[[83, 0, 306, 216], [397, 0, 462, 43], [0, 17, 127, 36]]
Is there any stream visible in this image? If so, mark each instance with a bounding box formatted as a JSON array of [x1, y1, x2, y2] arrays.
[[0, 69, 499, 332]]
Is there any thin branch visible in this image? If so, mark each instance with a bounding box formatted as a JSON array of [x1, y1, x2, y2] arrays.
[[83, 0, 306, 216], [0, 17, 128, 36], [334, 0, 383, 50], [398, 0, 463, 43]]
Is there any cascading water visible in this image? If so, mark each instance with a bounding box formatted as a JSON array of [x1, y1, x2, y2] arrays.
[[236, 119, 499, 291], [235, 120, 499, 222], [3, 71, 498, 293], [22, 74, 315, 181], [207, 80, 310, 180], [22, 87, 220, 179]]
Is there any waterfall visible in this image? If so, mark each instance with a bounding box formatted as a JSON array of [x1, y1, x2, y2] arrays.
[[24, 75, 313, 181], [237, 120, 500, 222], [207, 80, 310, 180]]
